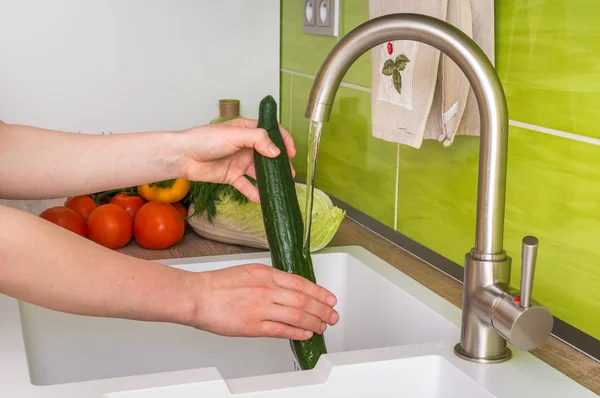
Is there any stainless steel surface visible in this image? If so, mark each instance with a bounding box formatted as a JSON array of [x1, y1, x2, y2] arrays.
[[491, 293, 554, 351], [454, 343, 512, 364], [304, 13, 553, 363], [520, 236, 538, 308], [458, 255, 513, 362]]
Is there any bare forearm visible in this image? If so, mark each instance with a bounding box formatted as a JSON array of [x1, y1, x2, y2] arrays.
[[0, 121, 184, 199], [0, 205, 195, 325]]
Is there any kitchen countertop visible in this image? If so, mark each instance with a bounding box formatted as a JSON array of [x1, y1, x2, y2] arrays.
[[118, 217, 600, 395]]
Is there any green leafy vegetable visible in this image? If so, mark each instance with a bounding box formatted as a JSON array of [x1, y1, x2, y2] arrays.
[[148, 179, 176, 189], [187, 177, 254, 222], [187, 181, 345, 252]]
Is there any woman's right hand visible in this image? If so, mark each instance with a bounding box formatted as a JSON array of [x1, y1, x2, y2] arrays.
[[175, 117, 296, 204], [186, 263, 339, 340]]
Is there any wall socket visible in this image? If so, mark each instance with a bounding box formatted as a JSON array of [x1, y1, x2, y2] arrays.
[[303, 0, 339, 37]]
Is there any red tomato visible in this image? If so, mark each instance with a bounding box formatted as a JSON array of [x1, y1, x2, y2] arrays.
[[171, 201, 189, 228], [134, 201, 185, 250], [40, 206, 87, 237], [87, 204, 133, 249], [109, 193, 147, 219], [65, 195, 97, 220]]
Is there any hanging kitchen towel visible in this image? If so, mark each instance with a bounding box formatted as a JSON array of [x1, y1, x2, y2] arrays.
[[369, 0, 495, 148], [438, 0, 474, 147], [369, 0, 449, 149], [426, 0, 495, 145], [448, 0, 495, 144]]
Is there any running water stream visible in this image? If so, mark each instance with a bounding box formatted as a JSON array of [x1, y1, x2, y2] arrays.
[[302, 120, 323, 252]]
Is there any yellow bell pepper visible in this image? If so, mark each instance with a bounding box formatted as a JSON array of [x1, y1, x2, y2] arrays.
[[137, 178, 190, 203]]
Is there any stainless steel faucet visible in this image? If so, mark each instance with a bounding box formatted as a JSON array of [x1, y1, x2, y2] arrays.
[[305, 13, 554, 363]]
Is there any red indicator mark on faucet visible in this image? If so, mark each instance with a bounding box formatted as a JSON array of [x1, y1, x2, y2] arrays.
[[513, 296, 521, 304]]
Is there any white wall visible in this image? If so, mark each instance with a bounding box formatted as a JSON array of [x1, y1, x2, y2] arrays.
[[0, 0, 280, 134], [0, 0, 280, 214]]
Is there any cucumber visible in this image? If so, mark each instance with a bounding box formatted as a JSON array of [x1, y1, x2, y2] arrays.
[[253, 95, 327, 370]]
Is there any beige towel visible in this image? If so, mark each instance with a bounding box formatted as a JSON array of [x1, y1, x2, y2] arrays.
[[369, 0, 495, 148], [452, 0, 495, 140], [369, 0, 448, 149], [439, 0, 473, 146]]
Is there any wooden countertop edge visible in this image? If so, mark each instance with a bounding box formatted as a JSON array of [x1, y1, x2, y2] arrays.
[[119, 218, 600, 395]]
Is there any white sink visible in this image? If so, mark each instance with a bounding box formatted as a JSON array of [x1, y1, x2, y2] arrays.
[[109, 350, 496, 398], [18, 247, 460, 386], [2, 246, 596, 397]]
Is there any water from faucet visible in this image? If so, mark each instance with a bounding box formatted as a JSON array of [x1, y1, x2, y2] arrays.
[[302, 119, 324, 252]]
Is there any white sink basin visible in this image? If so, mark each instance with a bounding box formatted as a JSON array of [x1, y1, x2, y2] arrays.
[[18, 247, 460, 386], [1, 246, 596, 397], [109, 350, 496, 398]]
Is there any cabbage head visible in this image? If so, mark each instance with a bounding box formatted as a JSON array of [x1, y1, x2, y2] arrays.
[[187, 182, 345, 252]]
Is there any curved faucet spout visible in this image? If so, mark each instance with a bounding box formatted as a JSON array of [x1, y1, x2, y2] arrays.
[[304, 13, 508, 256]]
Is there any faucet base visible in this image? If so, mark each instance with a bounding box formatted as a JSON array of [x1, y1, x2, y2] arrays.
[[453, 343, 512, 364]]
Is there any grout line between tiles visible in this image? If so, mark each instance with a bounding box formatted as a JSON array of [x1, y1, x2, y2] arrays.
[[394, 143, 400, 231], [508, 120, 600, 147], [280, 68, 371, 92], [280, 68, 600, 147]]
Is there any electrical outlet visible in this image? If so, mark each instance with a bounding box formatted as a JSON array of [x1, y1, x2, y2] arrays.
[[303, 0, 315, 26], [317, 0, 331, 27], [303, 0, 339, 37]]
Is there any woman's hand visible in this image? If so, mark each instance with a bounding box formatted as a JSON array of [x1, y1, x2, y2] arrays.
[[0, 205, 338, 341], [187, 263, 339, 340], [178, 118, 296, 203]]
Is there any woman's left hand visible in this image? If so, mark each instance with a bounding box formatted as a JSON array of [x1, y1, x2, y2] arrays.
[[178, 118, 296, 203]]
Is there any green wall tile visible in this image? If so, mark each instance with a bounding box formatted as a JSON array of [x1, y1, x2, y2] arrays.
[[288, 75, 309, 182], [279, 71, 291, 128], [281, 1, 337, 78], [281, 0, 371, 88], [496, 0, 600, 139], [397, 127, 600, 339], [397, 137, 479, 265], [339, 0, 371, 88], [289, 75, 397, 228]]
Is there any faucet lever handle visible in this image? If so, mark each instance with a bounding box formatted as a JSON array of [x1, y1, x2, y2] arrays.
[[520, 236, 538, 308]]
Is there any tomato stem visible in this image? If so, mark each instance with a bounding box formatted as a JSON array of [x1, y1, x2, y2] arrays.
[[148, 179, 176, 189]]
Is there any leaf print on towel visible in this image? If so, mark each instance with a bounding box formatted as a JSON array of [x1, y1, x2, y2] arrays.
[[377, 40, 417, 110], [381, 51, 410, 95], [382, 59, 396, 76], [392, 69, 402, 93], [395, 54, 409, 71]]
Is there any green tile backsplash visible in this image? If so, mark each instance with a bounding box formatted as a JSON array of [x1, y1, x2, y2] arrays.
[[398, 128, 600, 338], [496, 0, 600, 139], [287, 75, 397, 228], [279, 71, 291, 128], [281, 0, 371, 87], [280, 0, 600, 340]]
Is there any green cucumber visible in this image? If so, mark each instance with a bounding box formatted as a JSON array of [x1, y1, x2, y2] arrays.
[[253, 95, 327, 370]]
